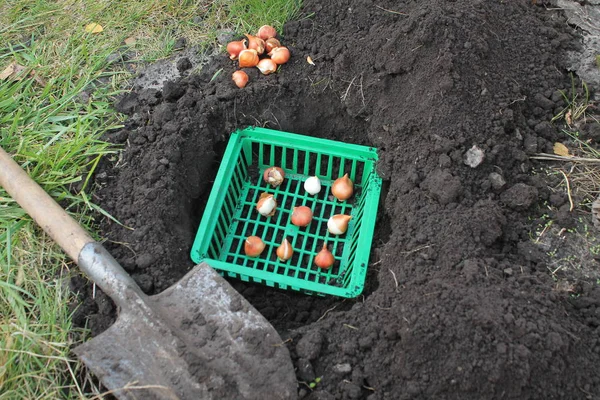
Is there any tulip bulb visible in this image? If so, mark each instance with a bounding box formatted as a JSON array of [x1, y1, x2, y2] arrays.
[[315, 242, 335, 269], [227, 39, 247, 60], [270, 46, 290, 65], [304, 176, 321, 195], [256, 193, 277, 217], [277, 238, 294, 261], [245, 34, 265, 55], [331, 173, 354, 201], [265, 37, 281, 54], [257, 25, 277, 40], [327, 214, 352, 235], [257, 58, 278, 75], [244, 236, 265, 257], [263, 166, 285, 187], [291, 206, 313, 227], [232, 70, 249, 88], [239, 49, 259, 68]]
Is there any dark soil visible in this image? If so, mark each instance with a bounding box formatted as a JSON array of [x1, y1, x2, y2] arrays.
[[74, 0, 600, 398]]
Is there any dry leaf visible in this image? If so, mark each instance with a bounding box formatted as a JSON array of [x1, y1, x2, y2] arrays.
[[553, 142, 570, 157], [0, 62, 27, 81], [124, 36, 136, 45], [307, 56, 315, 66], [0, 62, 45, 85], [85, 23, 104, 34], [0, 63, 16, 80], [565, 109, 572, 125]]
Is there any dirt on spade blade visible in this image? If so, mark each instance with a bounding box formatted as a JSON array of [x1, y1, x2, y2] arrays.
[[72, 0, 600, 398]]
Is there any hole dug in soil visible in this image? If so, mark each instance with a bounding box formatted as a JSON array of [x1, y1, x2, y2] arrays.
[[76, 0, 600, 398]]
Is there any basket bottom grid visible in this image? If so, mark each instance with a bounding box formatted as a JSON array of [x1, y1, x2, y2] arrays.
[[217, 172, 359, 288]]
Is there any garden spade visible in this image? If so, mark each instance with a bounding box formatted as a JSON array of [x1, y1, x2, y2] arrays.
[[0, 146, 297, 399]]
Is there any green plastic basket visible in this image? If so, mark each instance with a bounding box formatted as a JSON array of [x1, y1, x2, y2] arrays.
[[190, 127, 382, 297]]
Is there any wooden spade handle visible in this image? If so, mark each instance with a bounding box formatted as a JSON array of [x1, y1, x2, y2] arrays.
[[0, 146, 94, 262]]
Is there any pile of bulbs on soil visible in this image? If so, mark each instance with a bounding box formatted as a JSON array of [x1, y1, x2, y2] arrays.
[[245, 167, 355, 270], [226, 25, 291, 88]]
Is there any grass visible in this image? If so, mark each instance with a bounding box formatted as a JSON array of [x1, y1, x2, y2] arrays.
[[0, 228, 91, 399], [0, 0, 301, 398], [0, 32, 120, 399], [551, 73, 595, 128], [531, 77, 600, 291], [534, 75, 599, 208]]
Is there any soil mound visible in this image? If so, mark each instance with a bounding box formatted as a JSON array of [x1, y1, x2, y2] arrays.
[[81, 0, 600, 398]]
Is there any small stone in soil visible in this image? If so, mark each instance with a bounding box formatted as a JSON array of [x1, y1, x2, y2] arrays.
[[489, 172, 506, 190], [333, 363, 352, 374], [464, 145, 485, 168]]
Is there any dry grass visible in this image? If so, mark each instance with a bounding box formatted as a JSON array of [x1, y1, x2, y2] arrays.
[[531, 83, 600, 288], [533, 130, 600, 209]]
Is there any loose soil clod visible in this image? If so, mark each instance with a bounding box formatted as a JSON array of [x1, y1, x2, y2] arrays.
[[81, 0, 600, 398]]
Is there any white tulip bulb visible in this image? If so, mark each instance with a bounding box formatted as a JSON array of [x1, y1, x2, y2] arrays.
[[304, 176, 321, 195]]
